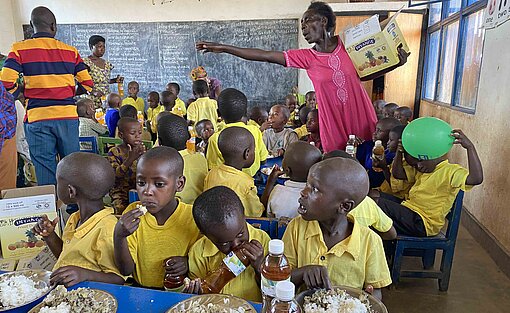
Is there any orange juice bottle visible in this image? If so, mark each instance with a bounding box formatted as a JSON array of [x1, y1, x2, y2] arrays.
[[261, 240, 291, 312], [137, 111, 144, 125], [186, 126, 196, 153], [95, 109, 105, 126], [372, 140, 385, 172], [118, 82, 124, 97]]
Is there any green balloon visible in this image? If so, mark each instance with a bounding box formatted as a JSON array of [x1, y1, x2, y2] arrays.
[[402, 117, 454, 160]]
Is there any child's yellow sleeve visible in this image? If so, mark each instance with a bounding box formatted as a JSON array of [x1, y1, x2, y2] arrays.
[[364, 235, 392, 288], [282, 219, 299, 269]]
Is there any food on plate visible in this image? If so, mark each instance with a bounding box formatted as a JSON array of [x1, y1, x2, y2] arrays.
[[35, 285, 115, 313], [0, 273, 49, 309], [303, 288, 375, 313], [176, 297, 247, 313]]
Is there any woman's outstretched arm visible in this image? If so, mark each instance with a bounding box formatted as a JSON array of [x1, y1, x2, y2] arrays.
[[196, 41, 286, 66]]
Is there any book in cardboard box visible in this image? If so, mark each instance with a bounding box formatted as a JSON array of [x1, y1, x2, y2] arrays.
[[343, 13, 409, 78], [0, 187, 58, 260]]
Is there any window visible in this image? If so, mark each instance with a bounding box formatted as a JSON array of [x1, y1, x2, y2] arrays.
[[422, 0, 486, 112]]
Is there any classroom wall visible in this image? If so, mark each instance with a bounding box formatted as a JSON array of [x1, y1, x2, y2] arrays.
[[0, 0, 17, 55], [420, 20, 510, 253]]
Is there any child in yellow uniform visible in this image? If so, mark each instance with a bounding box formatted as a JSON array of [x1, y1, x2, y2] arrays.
[[283, 158, 391, 300], [183, 186, 270, 302], [166, 82, 187, 117], [122, 81, 145, 114], [146, 91, 164, 142], [374, 129, 483, 237], [113, 147, 201, 288], [293, 106, 312, 139], [204, 127, 264, 217], [247, 106, 268, 131], [195, 119, 215, 155], [157, 113, 208, 204], [32, 153, 124, 287], [207, 88, 268, 177], [187, 80, 218, 129]]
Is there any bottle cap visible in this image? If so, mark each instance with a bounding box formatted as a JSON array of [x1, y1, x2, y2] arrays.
[[269, 239, 284, 254], [375, 140, 382, 146], [275, 281, 295, 301], [349, 134, 355, 139]]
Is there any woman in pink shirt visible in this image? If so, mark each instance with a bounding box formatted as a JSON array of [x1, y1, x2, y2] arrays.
[[196, 1, 408, 152]]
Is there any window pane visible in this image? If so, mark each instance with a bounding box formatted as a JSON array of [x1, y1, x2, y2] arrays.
[[423, 31, 441, 100], [467, 0, 479, 6], [437, 21, 459, 103], [454, 10, 485, 109], [429, 2, 442, 25], [446, 0, 462, 16]]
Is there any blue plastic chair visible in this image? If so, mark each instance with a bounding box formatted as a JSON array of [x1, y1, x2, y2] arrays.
[[247, 217, 278, 239], [391, 190, 464, 291], [79, 136, 98, 154]]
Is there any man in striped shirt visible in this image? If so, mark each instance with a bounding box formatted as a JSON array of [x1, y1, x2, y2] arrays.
[[0, 6, 94, 186]]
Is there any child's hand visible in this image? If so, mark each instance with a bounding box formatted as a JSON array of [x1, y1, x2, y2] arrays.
[[355, 136, 364, 146], [268, 164, 285, 181], [114, 209, 144, 238], [242, 240, 265, 273], [164, 256, 189, 277], [196, 41, 225, 53], [397, 139, 404, 153], [451, 129, 474, 149], [182, 278, 203, 294], [260, 121, 271, 132], [127, 143, 146, 162], [50, 266, 89, 287], [364, 285, 374, 294], [301, 265, 331, 289], [32, 214, 58, 237], [276, 149, 285, 157]]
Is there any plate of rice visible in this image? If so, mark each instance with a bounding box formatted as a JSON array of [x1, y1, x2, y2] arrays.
[[260, 167, 289, 179], [28, 285, 117, 313], [295, 286, 388, 313], [0, 270, 52, 311], [166, 294, 256, 313]]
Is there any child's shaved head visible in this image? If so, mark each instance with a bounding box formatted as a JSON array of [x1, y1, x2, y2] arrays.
[[382, 103, 399, 118], [218, 88, 247, 123], [56, 152, 114, 200], [76, 98, 93, 117], [117, 117, 139, 133], [394, 106, 413, 124], [283, 142, 322, 182], [218, 126, 254, 161], [272, 104, 290, 121], [248, 106, 268, 126], [378, 117, 401, 131], [157, 113, 189, 150], [119, 105, 137, 118], [138, 146, 184, 177]]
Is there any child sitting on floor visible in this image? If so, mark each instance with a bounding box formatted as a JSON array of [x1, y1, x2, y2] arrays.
[[303, 109, 322, 152], [283, 158, 392, 300], [195, 119, 215, 155], [394, 106, 413, 124], [113, 147, 201, 288], [166, 82, 186, 117], [122, 81, 145, 114], [108, 117, 146, 214], [105, 93, 122, 138], [204, 127, 264, 217], [261, 141, 322, 218], [158, 114, 208, 204], [146, 91, 164, 142], [263, 104, 298, 157], [371, 129, 483, 237], [33, 152, 124, 287], [184, 186, 270, 302], [77, 98, 108, 148], [187, 80, 218, 129], [356, 117, 401, 188]]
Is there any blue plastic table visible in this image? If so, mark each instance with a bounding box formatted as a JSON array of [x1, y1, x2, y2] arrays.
[[255, 156, 288, 196], [8, 281, 263, 312]]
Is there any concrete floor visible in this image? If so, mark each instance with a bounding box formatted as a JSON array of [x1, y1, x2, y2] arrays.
[[382, 226, 510, 313]]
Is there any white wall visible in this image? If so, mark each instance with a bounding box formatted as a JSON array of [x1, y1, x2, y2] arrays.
[[0, 0, 18, 55]]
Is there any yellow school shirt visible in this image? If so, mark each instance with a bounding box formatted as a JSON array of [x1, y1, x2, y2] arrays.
[[348, 196, 393, 233], [204, 164, 264, 217], [54, 207, 123, 279], [171, 98, 187, 117], [188, 223, 270, 302], [378, 159, 416, 200], [122, 97, 145, 114], [147, 105, 165, 133], [187, 97, 218, 129], [283, 216, 391, 289], [293, 125, 308, 139], [402, 160, 470, 236], [247, 119, 260, 128], [124, 201, 201, 288], [177, 149, 208, 204], [206, 122, 269, 177]]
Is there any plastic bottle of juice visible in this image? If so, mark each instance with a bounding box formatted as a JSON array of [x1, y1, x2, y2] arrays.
[[95, 109, 105, 126], [137, 111, 144, 125], [372, 140, 385, 172], [345, 135, 358, 158], [118, 82, 124, 98], [163, 258, 186, 292], [261, 240, 291, 312], [186, 126, 196, 153], [201, 245, 251, 294], [268, 281, 302, 313]]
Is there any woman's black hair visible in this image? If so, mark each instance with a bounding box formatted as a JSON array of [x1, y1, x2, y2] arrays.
[[307, 1, 336, 34], [89, 35, 106, 50]]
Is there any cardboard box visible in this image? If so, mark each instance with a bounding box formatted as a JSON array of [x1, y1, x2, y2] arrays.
[[16, 247, 57, 271], [343, 13, 409, 78], [0, 186, 59, 260]]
